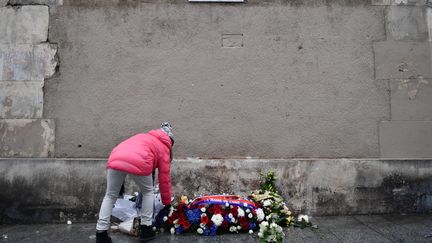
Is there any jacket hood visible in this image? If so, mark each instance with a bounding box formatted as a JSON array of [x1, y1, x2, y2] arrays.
[[148, 129, 172, 149]]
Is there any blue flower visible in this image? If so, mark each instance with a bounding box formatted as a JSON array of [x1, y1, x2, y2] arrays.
[[210, 224, 217, 236], [175, 226, 185, 234], [203, 227, 211, 236], [249, 222, 257, 230], [186, 208, 201, 224]]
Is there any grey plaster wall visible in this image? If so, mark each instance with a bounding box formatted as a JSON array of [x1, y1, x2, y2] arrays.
[[1, 158, 431, 223], [45, 1, 391, 158]]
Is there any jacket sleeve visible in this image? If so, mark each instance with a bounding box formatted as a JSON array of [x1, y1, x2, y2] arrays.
[[158, 153, 172, 205]]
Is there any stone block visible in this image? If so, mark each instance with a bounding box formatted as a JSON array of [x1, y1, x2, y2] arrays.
[[8, 0, 63, 5], [379, 121, 432, 158], [0, 81, 43, 119], [386, 6, 428, 41], [374, 41, 432, 79], [0, 119, 55, 157], [372, 0, 426, 5], [0, 6, 49, 44], [390, 79, 432, 120], [0, 43, 58, 81]]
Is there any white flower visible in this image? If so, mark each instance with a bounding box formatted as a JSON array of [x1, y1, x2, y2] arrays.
[[256, 208, 265, 221], [257, 232, 263, 238], [266, 215, 270, 220], [225, 202, 230, 207], [163, 216, 168, 222], [200, 223, 206, 228], [228, 213, 233, 219], [263, 200, 271, 207], [238, 208, 245, 217], [197, 228, 204, 234], [237, 225, 241, 230], [170, 227, 175, 235], [246, 209, 251, 213], [211, 214, 224, 227], [243, 203, 248, 207], [249, 229, 253, 234], [229, 226, 237, 232], [298, 214, 309, 223], [201, 207, 206, 212], [248, 213, 253, 219], [260, 221, 269, 229], [270, 223, 278, 229]]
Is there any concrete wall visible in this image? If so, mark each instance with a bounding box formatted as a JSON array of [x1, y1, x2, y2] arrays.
[[1, 158, 431, 223], [0, 0, 430, 158]]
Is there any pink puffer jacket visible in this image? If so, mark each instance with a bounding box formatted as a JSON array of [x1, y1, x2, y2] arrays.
[[107, 129, 172, 205]]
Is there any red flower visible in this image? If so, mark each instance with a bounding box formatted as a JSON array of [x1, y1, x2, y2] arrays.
[[167, 211, 178, 225], [230, 206, 238, 218], [178, 215, 191, 231], [182, 220, 191, 230], [200, 215, 209, 225], [238, 217, 248, 225], [241, 222, 249, 231], [208, 204, 223, 215], [221, 220, 230, 230]]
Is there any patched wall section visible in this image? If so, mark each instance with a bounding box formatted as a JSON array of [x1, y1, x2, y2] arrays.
[[0, 1, 59, 157], [373, 0, 432, 158]]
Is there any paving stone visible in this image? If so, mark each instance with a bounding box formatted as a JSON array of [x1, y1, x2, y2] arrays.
[[1, 216, 430, 243], [374, 41, 432, 79], [386, 6, 428, 41], [372, 0, 426, 5], [390, 79, 432, 120], [0, 81, 43, 118], [0, 6, 48, 44], [0, 43, 58, 81], [354, 215, 432, 243], [0, 119, 55, 157], [8, 0, 63, 5], [379, 121, 432, 158]]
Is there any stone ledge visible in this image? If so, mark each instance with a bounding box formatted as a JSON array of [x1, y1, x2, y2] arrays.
[[0, 119, 55, 157], [0, 158, 431, 223]]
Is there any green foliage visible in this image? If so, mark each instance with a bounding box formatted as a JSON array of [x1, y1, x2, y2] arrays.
[[259, 171, 278, 193]]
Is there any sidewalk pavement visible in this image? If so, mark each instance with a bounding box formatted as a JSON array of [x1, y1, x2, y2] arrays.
[[1, 214, 431, 243]]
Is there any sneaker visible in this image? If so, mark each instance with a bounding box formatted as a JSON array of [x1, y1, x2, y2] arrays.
[[96, 230, 112, 243], [140, 225, 156, 242]]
